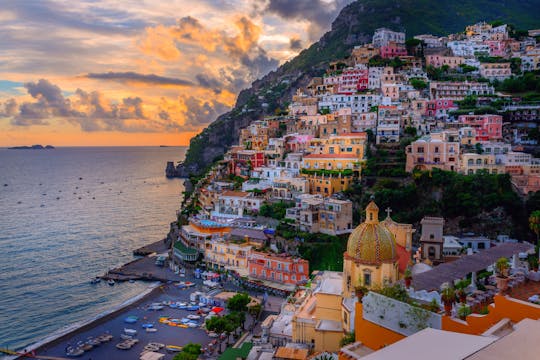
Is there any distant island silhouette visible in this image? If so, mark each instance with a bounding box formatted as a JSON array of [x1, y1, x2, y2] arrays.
[[8, 145, 55, 150]]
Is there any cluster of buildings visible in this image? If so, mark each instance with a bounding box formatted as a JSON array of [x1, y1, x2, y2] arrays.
[[170, 23, 540, 358], [250, 200, 540, 360], [173, 22, 540, 292]]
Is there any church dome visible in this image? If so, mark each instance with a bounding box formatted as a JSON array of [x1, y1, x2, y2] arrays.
[[346, 201, 397, 265]]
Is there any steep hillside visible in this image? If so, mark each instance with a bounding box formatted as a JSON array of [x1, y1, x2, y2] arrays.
[[175, 0, 540, 176]]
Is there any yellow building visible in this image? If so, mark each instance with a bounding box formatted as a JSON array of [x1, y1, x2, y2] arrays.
[[304, 172, 354, 196], [460, 153, 504, 175], [342, 201, 400, 297], [291, 201, 414, 352], [321, 133, 367, 161], [291, 271, 346, 353], [204, 237, 252, 275]]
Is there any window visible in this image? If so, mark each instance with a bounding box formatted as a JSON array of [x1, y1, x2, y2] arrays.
[[428, 246, 436, 258], [363, 272, 371, 286], [418, 147, 424, 153]]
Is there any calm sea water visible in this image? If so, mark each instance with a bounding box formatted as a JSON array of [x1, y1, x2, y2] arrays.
[[0, 147, 186, 351]]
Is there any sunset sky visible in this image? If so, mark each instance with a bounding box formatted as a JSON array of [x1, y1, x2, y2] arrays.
[[0, 0, 351, 146]]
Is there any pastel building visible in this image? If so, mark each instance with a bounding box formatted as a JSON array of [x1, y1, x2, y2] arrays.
[[204, 237, 253, 274], [376, 105, 402, 144], [176, 218, 231, 262], [425, 55, 464, 69], [425, 99, 457, 119], [372, 28, 405, 48], [285, 194, 353, 235], [479, 62, 511, 80], [380, 41, 407, 59], [248, 251, 309, 286], [336, 66, 369, 94], [429, 81, 494, 100], [212, 191, 265, 219], [351, 44, 380, 64], [405, 133, 460, 172], [290, 201, 413, 353], [458, 114, 503, 142]]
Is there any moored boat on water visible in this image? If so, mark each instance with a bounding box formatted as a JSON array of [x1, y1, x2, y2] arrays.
[[107, 279, 115, 286]]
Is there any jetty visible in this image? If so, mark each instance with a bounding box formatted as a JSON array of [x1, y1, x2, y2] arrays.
[[0, 348, 69, 360], [101, 238, 179, 282]]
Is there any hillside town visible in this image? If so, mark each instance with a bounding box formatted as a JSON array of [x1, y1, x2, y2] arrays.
[[165, 22, 540, 359]]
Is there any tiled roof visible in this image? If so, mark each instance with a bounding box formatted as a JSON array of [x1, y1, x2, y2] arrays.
[[221, 190, 249, 197], [303, 154, 358, 159], [411, 242, 533, 291]]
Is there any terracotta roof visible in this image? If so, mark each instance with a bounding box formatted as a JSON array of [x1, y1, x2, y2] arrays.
[[303, 154, 358, 159], [221, 191, 249, 197], [332, 132, 367, 138], [395, 244, 410, 273], [275, 347, 309, 360], [411, 242, 533, 291]]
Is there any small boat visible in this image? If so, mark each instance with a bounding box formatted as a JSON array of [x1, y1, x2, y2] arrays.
[[124, 328, 137, 336], [129, 279, 135, 283], [66, 347, 84, 357], [115, 342, 131, 350], [186, 305, 199, 311], [166, 345, 183, 353], [144, 344, 160, 352], [90, 277, 101, 284], [108, 279, 115, 286], [141, 323, 153, 328], [87, 337, 100, 346], [148, 304, 164, 311], [120, 334, 133, 340], [188, 322, 198, 328], [80, 343, 93, 351], [187, 314, 200, 320], [97, 334, 113, 342], [124, 315, 138, 324], [146, 327, 158, 333]]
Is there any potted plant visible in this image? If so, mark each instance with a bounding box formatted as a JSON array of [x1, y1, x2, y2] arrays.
[[455, 279, 468, 303], [355, 285, 368, 300], [404, 268, 413, 288], [440, 286, 455, 316], [495, 257, 510, 293], [457, 304, 472, 320]]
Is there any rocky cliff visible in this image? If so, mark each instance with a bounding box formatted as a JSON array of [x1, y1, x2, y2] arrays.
[[171, 0, 540, 177]]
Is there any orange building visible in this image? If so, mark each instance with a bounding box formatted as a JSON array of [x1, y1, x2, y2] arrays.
[[248, 251, 309, 286]]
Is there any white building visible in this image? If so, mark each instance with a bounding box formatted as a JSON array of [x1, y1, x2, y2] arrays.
[[447, 41, 490, 57], [318, 93, 381, 114], [372, 28, 405, 48]]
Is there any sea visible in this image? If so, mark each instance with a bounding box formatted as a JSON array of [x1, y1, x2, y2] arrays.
[[0, 146, 186, 352]]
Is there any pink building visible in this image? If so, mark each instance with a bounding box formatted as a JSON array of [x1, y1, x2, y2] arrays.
[[380, 41, 407, 59], [425, 99, 457, 118], [336, 67, 369, 94], [405, 133, 460, 172], [485, 40, 507, 57], [425, 55, 464, 69], [248, 251, 309, 285], [228, 150, 266, 177], [458, 114, 503, 141]]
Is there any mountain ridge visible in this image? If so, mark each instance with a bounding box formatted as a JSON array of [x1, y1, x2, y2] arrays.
[[174, 0, 540, 177]]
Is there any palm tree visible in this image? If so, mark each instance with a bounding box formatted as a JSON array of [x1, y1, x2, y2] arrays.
[[529, 210, 540, 254]]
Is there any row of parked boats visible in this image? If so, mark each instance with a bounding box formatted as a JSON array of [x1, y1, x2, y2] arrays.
[[65, 333, 113, 357]]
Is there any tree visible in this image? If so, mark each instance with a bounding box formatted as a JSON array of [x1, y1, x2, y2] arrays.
[[529, 210, 540, 252], [227, 293, 251, 312], [173, 343, 201, 360], [410, 78, 428, 90]]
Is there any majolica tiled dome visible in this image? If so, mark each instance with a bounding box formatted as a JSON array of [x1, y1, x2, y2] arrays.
[[346, 201, 397, 265]]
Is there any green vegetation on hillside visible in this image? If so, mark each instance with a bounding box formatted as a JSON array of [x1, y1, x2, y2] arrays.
[[345, 168, 532, 238], [181, 0, 540, 174]]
